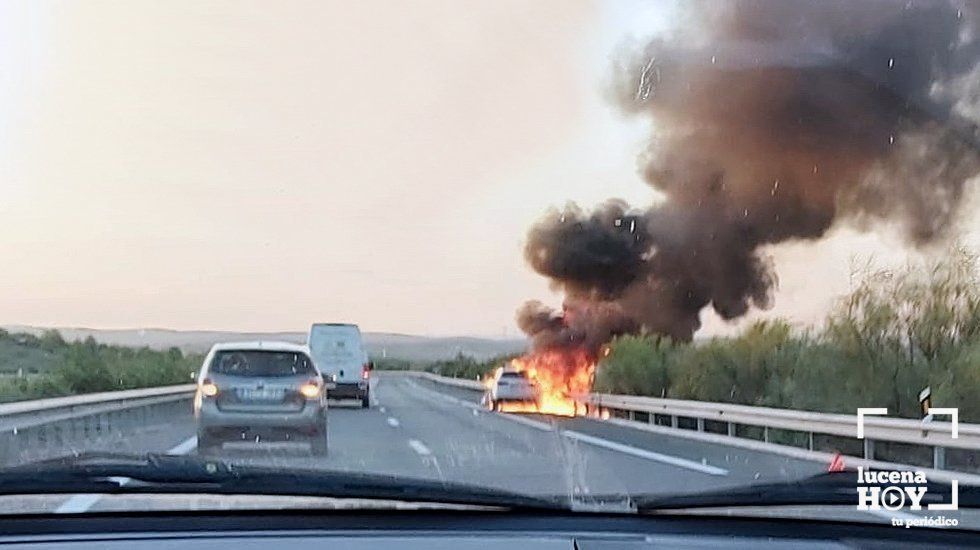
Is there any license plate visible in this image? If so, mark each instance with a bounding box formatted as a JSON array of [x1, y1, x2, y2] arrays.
[[237, 388, 284, 401]]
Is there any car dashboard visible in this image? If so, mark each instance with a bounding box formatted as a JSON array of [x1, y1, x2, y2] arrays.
[[1, 509, 979, 549]]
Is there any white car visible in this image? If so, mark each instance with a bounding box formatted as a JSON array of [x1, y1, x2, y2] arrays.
[[486, 367, 540, 411]]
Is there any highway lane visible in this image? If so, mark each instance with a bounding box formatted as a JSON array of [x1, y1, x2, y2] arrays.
[[78, 374, 759, 501], [46, 371, 826, 514], [407, 375, 827, 487], [215, 372, 823, 495], [14, 371, 974, 527]]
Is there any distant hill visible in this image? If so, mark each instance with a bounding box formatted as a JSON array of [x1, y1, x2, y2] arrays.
[[2, 326, 527, 362]]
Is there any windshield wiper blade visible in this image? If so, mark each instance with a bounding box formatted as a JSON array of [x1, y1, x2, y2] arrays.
[[0, 452, 564, 511], [630, 471, 980, 512]]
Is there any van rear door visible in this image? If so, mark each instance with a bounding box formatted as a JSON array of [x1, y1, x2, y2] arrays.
[[308, 324, 365, 383]]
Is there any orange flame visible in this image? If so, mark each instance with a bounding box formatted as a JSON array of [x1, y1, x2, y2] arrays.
[[501, 348, 596, 416]]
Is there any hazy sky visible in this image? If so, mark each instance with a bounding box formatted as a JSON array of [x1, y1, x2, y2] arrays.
[[2, 1, 977, 337]]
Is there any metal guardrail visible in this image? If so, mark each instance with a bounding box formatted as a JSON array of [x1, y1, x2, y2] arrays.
[[5, 371, 977, 473], [0, 384, 195, 466], [587, 394, 973, 469], [404, 371, 485, 391], [407, 371, 976, 470]]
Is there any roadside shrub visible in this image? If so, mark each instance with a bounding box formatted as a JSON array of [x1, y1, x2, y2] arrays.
[[595, 334, 672, 396], [593, 246, 980, 421], [0, 333, 201, 403]]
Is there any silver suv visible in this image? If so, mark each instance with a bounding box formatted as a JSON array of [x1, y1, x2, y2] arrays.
[[194, 341, 328, 455]]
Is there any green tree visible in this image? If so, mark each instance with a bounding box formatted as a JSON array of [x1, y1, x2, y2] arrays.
[[57, 337, 115, 393], [39, 329, 66, 353], [824, 247, 980, 417], [596, 334, 672, 396]]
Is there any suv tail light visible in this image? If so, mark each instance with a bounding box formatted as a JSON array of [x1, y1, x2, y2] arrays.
[[361, 363, 371, 380], [299, 379, 321, 399], [200, 379, 219, 397]]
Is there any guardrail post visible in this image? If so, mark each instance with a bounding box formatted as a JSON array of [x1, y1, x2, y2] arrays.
[[864, 438, 875, 460], [808, 432, 814, 451], [727, 422, 735, 437], [670, 415, 678, 429], [934, 446, 946, 470], [763, 426, 770, 443], [628, 410, 636, 421], [696, 418, 704, 432]]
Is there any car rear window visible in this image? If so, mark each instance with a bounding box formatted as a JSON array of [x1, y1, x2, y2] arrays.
[[500, 372, 527, 379], [209, 350, 315, 377]]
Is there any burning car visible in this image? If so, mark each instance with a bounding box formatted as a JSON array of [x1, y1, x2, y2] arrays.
[[484, 365, 541, 412], [482, 349, 596, 416]]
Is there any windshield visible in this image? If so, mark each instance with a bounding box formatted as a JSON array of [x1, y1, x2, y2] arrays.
[[2, 0, 980, 531], [208, 351, 315, 378]]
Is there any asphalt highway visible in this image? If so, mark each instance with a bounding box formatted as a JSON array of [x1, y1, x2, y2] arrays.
[[10, 372, 978, 528]]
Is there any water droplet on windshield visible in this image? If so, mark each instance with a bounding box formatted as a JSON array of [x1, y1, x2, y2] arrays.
[[888, 58, 895, 69]]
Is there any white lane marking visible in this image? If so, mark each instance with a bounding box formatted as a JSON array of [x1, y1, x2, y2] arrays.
[[387, 417, 400, 427], [54, 435, 198, 514], [563, 430, 728, 476], [408, 439, 432, 456], [167, 435, 198, 455], [405, 377, 726, 475], [54, 494, 103, 514]]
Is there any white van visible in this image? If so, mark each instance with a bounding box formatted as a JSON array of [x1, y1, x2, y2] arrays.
[[308, 323, 372, 408]]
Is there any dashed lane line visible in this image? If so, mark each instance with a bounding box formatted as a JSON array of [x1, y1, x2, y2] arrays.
[[167, 435, 198, 455], [54, 435, 198, 514], [408, 439, 432, 456]]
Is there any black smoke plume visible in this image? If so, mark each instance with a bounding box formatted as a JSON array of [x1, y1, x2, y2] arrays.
[[520, 0, 980, 351]]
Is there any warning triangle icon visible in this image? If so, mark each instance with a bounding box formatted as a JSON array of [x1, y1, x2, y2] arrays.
[[827, 452, 845, 472]]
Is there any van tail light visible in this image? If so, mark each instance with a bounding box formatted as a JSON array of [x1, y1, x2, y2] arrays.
[[299, 380, 321, 399], [200, 379, 219, 397], [362, 363, 371, 380]]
